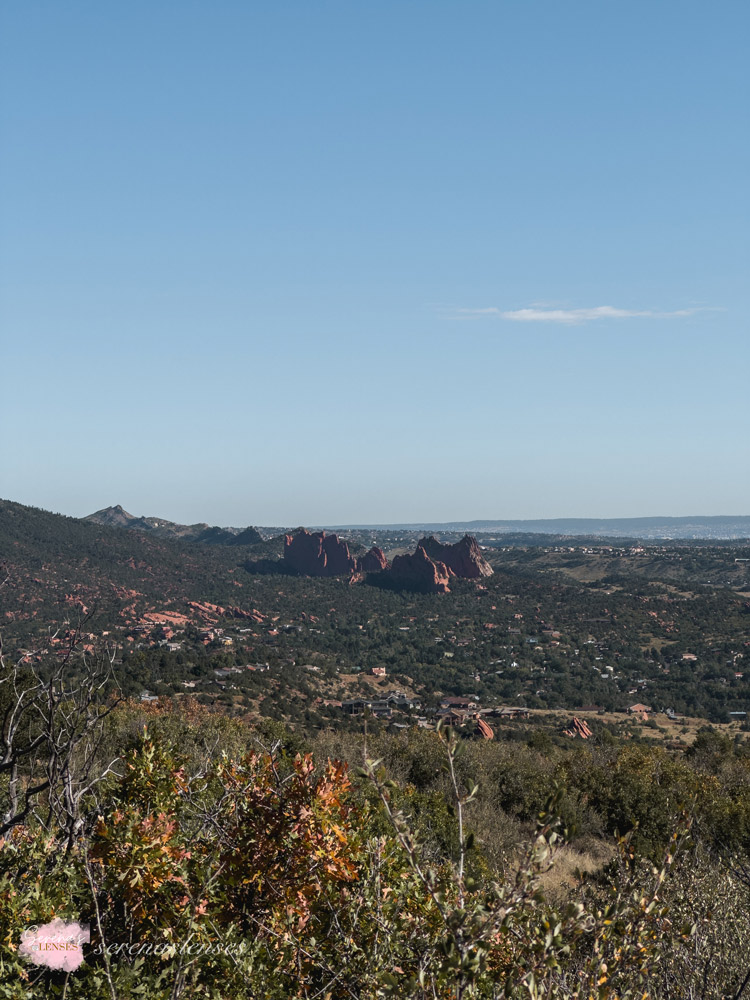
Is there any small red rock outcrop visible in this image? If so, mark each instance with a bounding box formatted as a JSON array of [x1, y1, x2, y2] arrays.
[[388, 544, 451, 594], [186, 601, 265, 623], [284, 529, 358, 577], [419, 535, 493, 578], [563, 717, 594, 739], [476, 718, 495, 740]]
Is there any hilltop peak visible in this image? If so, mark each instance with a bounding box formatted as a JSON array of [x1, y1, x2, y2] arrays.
[[83, 505, 263, 546], [86, 505, 137, 527]]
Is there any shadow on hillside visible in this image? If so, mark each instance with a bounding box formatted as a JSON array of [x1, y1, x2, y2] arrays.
[[243, 558, 297, 577]]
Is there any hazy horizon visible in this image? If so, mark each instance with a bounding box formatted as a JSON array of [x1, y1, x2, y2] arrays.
[[10, 497, 750, 532]]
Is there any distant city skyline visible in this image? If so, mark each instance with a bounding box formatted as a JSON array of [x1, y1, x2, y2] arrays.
[[1, 1, 748, 525]]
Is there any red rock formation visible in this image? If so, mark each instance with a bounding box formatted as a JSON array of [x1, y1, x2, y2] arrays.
[[283, 529, 324, 575], [388, 544, 451, 594], [321, 532, 357, 576], [142, 611, 192, 626], [476, 718, 495, 740], [283, 529, 357, 577], [186, 600, 265, 623], [563, 717, 594, 739], [419, 535, 493, 579], [357, 546, 389, 573]]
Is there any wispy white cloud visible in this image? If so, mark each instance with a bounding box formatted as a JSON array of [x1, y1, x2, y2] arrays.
[[451, 305, 703, 325]]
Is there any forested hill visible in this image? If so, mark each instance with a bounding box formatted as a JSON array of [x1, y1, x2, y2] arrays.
[[0, 498, 262, 630], [84, 503, 263, 544], [2, 498, 750, 722]]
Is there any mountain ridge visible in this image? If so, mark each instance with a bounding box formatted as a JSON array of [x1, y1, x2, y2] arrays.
[[85, 505, 262, 546], [85, 506, 750, 542]]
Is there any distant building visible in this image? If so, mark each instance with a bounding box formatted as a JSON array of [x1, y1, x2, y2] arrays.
[[440, 696, 478, 710], [342, 691, 418, 716], [435, 707, 468, 725], [367, 700, 393, 718], [342, 699, 366, 715], [214, 667, 242, 679], [628, 703, 651, 714], [383, 691, 420, 710], [488, 706, 530, 720]]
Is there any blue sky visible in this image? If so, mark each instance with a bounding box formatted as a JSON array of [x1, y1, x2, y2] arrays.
[[1, 1, 747, 526]]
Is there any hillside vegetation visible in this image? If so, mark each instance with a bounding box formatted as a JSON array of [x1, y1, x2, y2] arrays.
[[2, 500, 750, 996]]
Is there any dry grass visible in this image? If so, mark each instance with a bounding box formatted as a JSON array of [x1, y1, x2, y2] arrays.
[[337, 671, 421, 699], [529, 707, 745, 746], [538, 836, 615, 899]]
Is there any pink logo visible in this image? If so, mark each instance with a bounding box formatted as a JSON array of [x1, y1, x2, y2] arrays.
[[19, 919, 90, 972]]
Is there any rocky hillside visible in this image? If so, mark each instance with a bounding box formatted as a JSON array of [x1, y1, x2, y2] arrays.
[[85, 505, 262, 545], [0, 499, 267, 637]]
